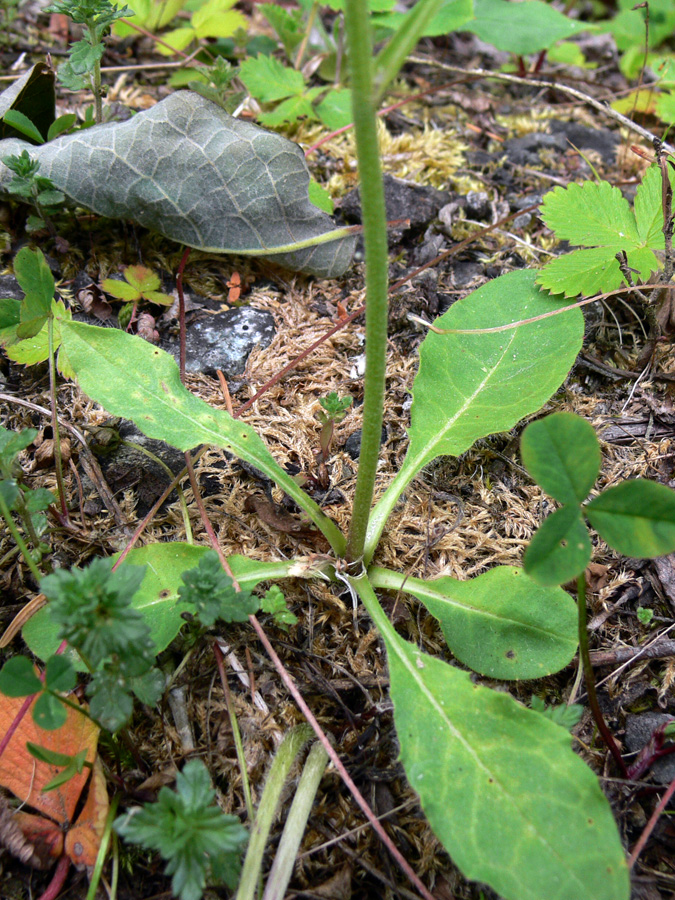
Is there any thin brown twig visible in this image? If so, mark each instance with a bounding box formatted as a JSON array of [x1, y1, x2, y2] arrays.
[[407, 56, 675, 156]]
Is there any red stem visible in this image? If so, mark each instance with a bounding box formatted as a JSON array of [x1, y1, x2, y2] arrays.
[[628, 772, 675, 868], [176, 247, 191, 380], [36, 853, 70, 900]]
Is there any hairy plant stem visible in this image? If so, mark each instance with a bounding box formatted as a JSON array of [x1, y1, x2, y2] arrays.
[[48, 317, 69, 521], [344, 0, 388, 563], [0, 491, 43, 583], [577, 573, 629, 777]]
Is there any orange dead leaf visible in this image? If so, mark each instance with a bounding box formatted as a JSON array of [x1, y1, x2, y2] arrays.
[[227, 271, 241, 303], [336, 300, 349, 321], [0, 689, 108, 869]]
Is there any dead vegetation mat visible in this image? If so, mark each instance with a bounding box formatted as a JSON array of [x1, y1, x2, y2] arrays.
[[3, 29, 675, 900]]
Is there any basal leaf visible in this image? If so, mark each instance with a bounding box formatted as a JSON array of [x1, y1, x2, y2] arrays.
[[585, 479, 675, 557], [23, 543, 297, 663], [59, 321, 345, 550], [0, 92, 355, 278], [539, 180, 639, 249], [521, 412, 600, 505], [368, 566, 577, 679], [465, 0, 590, 54], [360, 583, 630, 900], [366, 270, 583, 557], [524, 504, 592, 587]]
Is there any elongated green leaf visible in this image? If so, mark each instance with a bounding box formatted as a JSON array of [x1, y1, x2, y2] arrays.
[[585, 479, 675, 557], [375, 0, 473, 38], [524, 504, 592, 587], [60, 321, 345, 552], [0, 63, 55, 142], [0, 91, 355, 278], [365, 270, 583, 559], [2, 110, 45, 145], [23, 543, 299, 664], [368, 566, 577, 679], [374, 0, 447, 101], [465, 0, 590, 54], [354, 577, 629, 900], [521, 412, 600, 505]]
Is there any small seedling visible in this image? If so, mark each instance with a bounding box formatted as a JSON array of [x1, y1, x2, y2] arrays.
[[38, 557, 165, 731], [101, 264, 174, 329], [114, 758, 248, 900], [44, 0, 135, 123], [317, 391, 352, 461], [1, 150, 64, 234], [521, 411, 675, 586]]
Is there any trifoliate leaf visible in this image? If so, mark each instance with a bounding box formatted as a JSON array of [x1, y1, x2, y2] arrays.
[[537, 168, 673, 297], [0, 656, 42, 696]]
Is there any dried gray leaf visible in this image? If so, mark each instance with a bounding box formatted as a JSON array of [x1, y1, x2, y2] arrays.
[[0, 91, 354, 278]]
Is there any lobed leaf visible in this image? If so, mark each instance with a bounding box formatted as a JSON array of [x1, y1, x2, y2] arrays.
[[0, 91, 355, 278], [368, 566, 578, 679], [521, 412, 600, 505], [539, 180, 639, 249]]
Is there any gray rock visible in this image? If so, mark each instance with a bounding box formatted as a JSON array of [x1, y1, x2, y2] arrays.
[[344, 426, 387, 460], [164, 307, 276, 377], [95, 420, 187, 517], [0, 273, 23, 300], [465, 190, 491, 221], [339, 174, 451, 231]]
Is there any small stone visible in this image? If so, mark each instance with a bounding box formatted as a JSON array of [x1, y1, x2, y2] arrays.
[[164, 307, 276, 377], [344, 426, 387, 460], [465, 191, 491, 220]]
